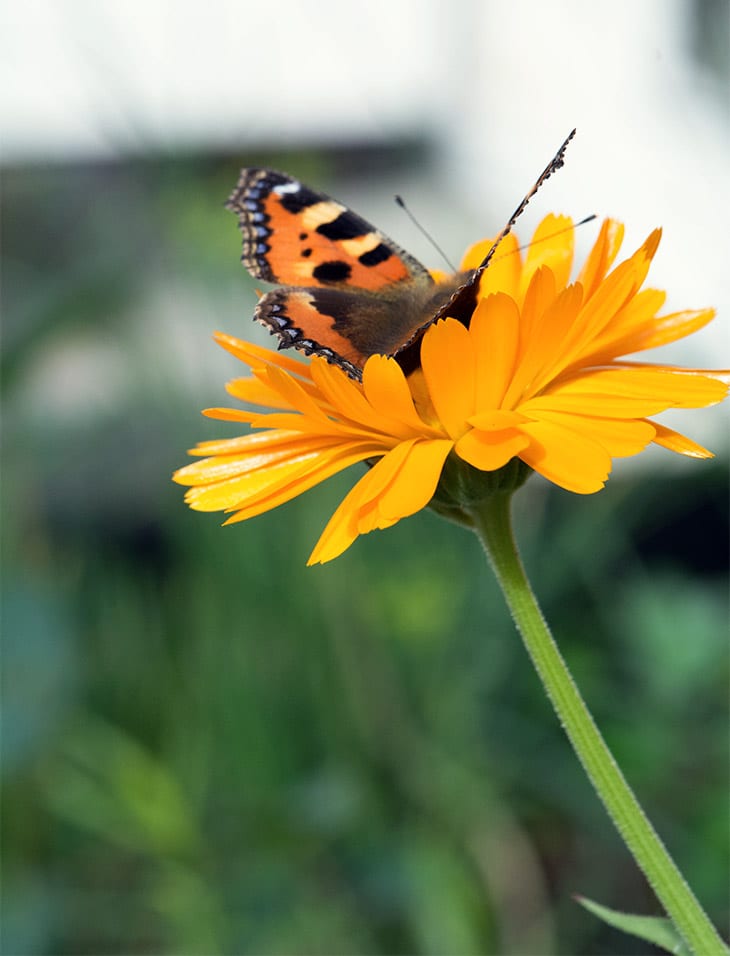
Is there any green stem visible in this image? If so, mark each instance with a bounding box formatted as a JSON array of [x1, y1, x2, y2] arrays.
[[469, 491, 727, 956]]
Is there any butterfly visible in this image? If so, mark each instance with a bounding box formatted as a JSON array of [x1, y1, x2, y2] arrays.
[[225, 131, 575, 381]]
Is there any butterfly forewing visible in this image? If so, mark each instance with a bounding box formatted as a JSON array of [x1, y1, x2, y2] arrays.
[[226, 168, 430, 291]]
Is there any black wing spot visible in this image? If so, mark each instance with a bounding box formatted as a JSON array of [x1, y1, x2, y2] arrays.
[[358, 242, 392, 267], [316, 211, 369, 241], [301, 248, 312, 258], [312, 261, 352, 283], [279, 185, 321, 214]]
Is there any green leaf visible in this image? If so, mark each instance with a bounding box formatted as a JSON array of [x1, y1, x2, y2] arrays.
[[575, 896, 693, 955]]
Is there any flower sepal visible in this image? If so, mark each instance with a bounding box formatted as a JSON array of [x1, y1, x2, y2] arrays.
[[428, 452, 533, 525]]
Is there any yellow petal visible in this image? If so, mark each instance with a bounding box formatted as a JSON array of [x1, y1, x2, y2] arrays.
[[461, 230, 519, 265], [522, 392, 669, 419], [456, 429, 529, 471], [263, 363, 333, 421], [214, 331, 313, 379], [460, 236, 493, 271], [556, 260, 638, 366], [576, 219, 625, 299], [525, 409, 656, 458], [174, 434, 333, 485], [183, 429, 303, 457], [607, 307, 716, 358], [467, 409, 529, 430], [517, 419, 612, 493], [504, 283, 584, 404], [227, 371, 329, 410], [185, 449, 326, 511], [518, 266, 556, 339], [363, 355, 442, 435], [226, 375, 295, 410], [202, 407, 259, 422], [421, 319, 475, 439], [470, 293, 521, 410], [651, 422, 714, 458], [223, 443, 385, 523], [241, 410, 383, 442], [568, 288, 667, 367], [470, 233, 522, 301], [521, 214, 574, 293], [309, 441, 417, 564], [545, 367, 728, 409], [310, 360, 385, 429], [627, 229, 662, 291], [377, 439, 453, 520]]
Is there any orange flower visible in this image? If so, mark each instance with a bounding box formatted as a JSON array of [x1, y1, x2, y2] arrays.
[[173, 217, 727, 564]]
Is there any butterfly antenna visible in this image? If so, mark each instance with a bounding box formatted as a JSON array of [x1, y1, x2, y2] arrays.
[[395, 194, 457, 272], [475, 128, 577, 278], [512, 213, 597, 256]]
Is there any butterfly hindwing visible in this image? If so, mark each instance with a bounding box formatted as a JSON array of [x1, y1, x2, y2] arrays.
[[226, 168, 431, 291], [255, 278, 465, 380]]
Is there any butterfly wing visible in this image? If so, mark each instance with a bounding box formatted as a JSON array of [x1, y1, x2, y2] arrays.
[[226, 168, 431, 290], [255, 276, 467, 380]]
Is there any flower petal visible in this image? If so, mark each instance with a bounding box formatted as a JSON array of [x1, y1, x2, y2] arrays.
[[566, 288, 667, 367], [524, 409, 656, 458], [202, 407, 260, 423], [226, 375, 296, 410], [362, 355, 443, 436], [222, 443, 384, 523], [377, 439, 453, 520], [522, 393, 669, 419], [521, 214, 574, 292], [174, 433, 332, 484], [576, 219, 625, 299], [504, 283, 584, 404], [517, 419, 613, 493], [518, 266, 556, 341], [456, 428, 529, 471], [555, 260, 638, 367], [421, 319, 476, 439], [601, 307, 716, 359], [308, 440, 418, 564], [215, 331, 313, 379], [263, 362, 334, 422], [651, 423, 714, 458], [183, 429, 304, 458], [184, 448, 330, 512], [545, 367, 728, 410], [470, 232, 522, 301], [467, 409, 529, 429], [470, 293, 521, 410]]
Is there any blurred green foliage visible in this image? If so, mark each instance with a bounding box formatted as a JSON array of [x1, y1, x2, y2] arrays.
[[2, 152, 728, 955]]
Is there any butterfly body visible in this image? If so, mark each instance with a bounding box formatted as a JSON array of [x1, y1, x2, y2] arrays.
[[226, 167, 473, 379]]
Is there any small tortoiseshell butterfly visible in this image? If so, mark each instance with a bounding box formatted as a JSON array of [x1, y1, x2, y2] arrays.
[[225, 131, 575, 380]]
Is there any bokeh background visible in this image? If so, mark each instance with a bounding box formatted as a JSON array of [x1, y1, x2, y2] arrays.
[[2, 1, 728, 954]]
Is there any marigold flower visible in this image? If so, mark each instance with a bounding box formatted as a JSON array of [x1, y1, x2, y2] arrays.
[[174, 216, 727, 564]]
